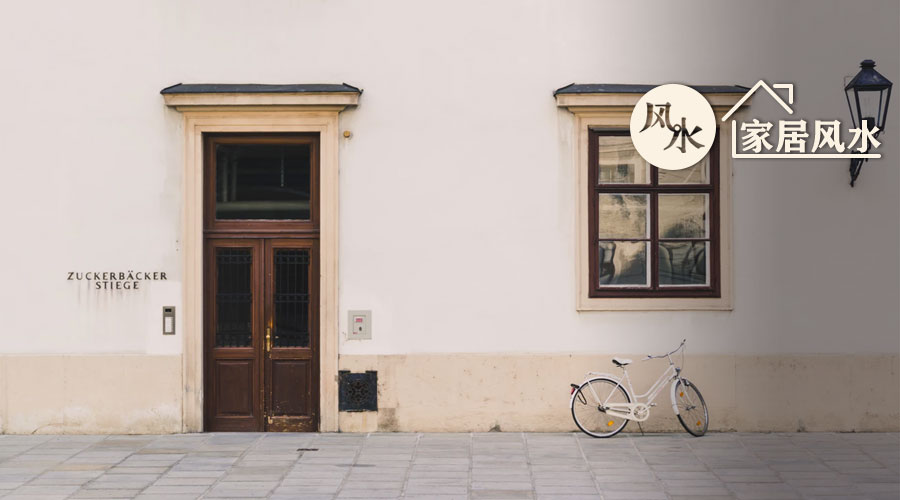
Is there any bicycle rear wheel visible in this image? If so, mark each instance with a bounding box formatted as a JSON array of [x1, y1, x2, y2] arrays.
[[571, 377, 631, 438], [675, 378, 708, 436]]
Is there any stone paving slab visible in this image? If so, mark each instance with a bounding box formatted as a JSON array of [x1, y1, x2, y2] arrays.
[[0, 433, 896, 499]]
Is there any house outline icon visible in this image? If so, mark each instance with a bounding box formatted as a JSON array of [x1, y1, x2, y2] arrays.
[[722, 80, 794, 122]]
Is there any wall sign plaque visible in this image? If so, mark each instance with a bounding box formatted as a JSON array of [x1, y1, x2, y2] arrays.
[[67, 271, 168, 290]]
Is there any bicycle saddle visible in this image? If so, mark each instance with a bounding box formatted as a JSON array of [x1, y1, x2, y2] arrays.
[[612, 357, 632, 367]]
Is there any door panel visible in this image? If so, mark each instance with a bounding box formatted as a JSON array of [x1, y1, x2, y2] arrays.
[[215, 360, 254, 415], [265, 240, 319, 431], [271, 360, 311, 415], [205, 240, 263, 432]]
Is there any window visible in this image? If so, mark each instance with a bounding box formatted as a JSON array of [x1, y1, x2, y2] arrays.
[[588, 130, 720, 298], [555, 84, 741, 310], [203, 134, 319, 232], [215, 142, 312, 220]]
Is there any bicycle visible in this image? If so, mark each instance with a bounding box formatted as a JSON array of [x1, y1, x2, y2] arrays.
[[569, 339, 708, 438]]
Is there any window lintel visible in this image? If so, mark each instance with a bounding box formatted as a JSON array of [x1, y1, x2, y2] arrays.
[[162, 83, 361, 111], [555, 83, 750, 116]]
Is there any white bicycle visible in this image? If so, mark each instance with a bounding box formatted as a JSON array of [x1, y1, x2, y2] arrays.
[[570, 339, 708, 438]]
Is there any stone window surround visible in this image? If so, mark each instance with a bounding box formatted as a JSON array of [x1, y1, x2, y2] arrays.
[[556, 89, 749, 311]]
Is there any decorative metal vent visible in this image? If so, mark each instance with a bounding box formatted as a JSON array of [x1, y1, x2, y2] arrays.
[[338, 371, 377, 411]]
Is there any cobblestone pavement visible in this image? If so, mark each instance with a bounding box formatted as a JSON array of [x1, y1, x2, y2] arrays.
[[0, 432, 897, 499]]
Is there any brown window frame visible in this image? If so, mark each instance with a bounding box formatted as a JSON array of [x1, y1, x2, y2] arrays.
[[588, 129, 720, 298], [203, 133, 320, 235]]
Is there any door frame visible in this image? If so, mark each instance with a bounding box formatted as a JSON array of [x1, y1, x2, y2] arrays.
[[172, 107, 349, 432]]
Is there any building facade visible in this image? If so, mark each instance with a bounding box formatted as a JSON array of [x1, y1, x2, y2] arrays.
[[0, 0, 897, 434]]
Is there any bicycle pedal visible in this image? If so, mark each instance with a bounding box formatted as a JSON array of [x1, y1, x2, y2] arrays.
[[649, 403, 657, 407]]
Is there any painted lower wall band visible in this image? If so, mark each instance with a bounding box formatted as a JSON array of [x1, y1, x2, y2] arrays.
[[1, 354, 895, 434]]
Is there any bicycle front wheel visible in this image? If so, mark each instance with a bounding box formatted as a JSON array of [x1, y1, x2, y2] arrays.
[[675, 378, 708, 436], [571, 377, 631, 438]]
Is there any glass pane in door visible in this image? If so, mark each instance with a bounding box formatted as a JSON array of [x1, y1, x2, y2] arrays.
[[215, 248, 253, 347], [215, 144, 312, 220], [273, 249, 310, 347]]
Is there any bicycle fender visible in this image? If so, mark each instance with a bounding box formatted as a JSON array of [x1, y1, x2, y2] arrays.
[[670, 378, 686, 415], [582, 372, 621, 383], [570, 374, 624, 406]]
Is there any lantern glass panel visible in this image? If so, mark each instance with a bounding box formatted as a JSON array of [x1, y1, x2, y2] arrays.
[[846, 88, 859, 128], [857, 89, 885, 131]]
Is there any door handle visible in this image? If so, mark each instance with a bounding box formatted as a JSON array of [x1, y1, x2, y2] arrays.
[[265, 327, 272, 353]]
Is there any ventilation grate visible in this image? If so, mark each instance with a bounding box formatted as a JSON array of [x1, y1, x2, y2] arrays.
[[338, 371, 377, 412]]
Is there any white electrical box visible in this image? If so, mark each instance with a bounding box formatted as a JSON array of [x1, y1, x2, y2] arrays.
[[347, 310, 371, 340]]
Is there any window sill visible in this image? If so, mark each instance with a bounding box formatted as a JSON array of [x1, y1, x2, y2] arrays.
[[577, 296, 733, 311]]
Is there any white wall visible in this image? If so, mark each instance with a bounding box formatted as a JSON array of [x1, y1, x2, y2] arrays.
[[0, 0, 896, 360]]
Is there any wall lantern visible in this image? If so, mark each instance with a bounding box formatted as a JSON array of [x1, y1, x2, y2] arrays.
[[845, 59, 892, 186]]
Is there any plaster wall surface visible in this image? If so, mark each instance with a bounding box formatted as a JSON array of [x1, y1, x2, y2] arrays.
[[0, 0, 896, 433]]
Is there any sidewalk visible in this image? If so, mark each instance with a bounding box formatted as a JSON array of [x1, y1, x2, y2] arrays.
[[0, 432, 897, 499]]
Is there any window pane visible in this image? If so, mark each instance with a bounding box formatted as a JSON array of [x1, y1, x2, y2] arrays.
[[274, 249, 310, 348], [598, 241, 648, 286], [215, 248, 253, 348], [658, 158, 709, 184], [216, 143, 311, 220], [659, 241, 709, 286], [597, 194, 648, 239], [659, 194, 708, 239], [598, 136, 649, 184]]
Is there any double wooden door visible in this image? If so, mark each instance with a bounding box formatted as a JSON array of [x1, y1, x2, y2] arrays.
[[204, 238, 319, 431]]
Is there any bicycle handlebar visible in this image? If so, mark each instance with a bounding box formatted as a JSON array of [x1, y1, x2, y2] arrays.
[[642, 339, 686, 361]]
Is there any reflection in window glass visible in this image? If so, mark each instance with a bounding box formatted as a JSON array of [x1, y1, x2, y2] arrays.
[[598, 241, 648, 286], [598, 136, 650, 184], [659, 241, 709, 286], [659, 194, 708, 239], [658, 158, 709, 184], [216, 144, 311, 220], [597, 194, 648, 239]]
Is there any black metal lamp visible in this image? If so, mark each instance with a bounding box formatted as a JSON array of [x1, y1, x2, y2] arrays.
[[845, 59, 893, 186]]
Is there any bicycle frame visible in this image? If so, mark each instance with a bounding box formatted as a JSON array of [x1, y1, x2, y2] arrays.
[[579, 343, 688, 422]]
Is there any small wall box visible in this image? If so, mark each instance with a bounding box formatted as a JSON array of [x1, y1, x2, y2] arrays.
[[347, 310, 371, 340], [163, 306, 175, 335]]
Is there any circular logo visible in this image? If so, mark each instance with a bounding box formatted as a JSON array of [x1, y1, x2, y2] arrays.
[[629, 84, 715, 171]]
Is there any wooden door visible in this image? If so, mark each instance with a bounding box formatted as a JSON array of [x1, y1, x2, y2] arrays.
[[202, 133, 321, 432], [264, 239, 319, 431], [205, 239, 264, 431], [204, 238, 319, 431]]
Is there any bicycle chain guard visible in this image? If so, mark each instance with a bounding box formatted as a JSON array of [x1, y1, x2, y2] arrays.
[[603, 402, 651, 422]]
